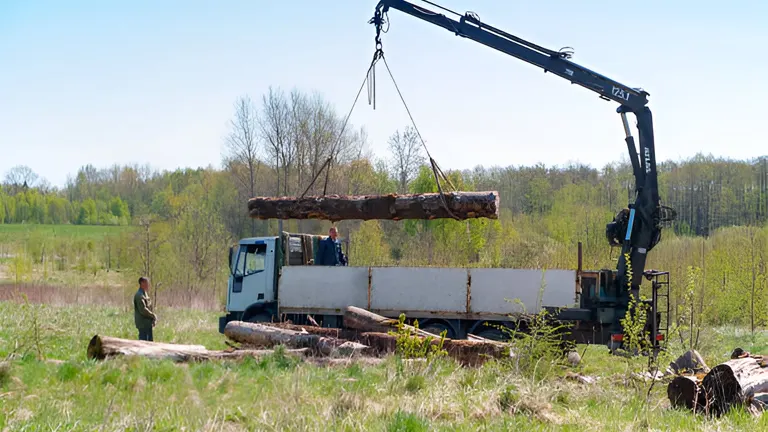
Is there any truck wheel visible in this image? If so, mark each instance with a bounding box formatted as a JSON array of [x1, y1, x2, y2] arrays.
[[421, 321, 455, 339], [243, 312, 272, 324], [473, 327, 508, 342]]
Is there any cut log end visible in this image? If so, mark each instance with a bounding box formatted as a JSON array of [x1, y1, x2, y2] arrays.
[[87, 335, 105, 360], [667, 375, 706, 411], [247, 191, 500, 221]]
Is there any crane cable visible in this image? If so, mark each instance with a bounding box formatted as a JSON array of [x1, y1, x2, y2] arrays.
[[303, 9, 461, 222], [298, 48, 382, 199], [368, 8, 460, 221]]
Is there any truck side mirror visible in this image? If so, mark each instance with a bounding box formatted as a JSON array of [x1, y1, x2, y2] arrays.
[[228, 246, 234, 269]]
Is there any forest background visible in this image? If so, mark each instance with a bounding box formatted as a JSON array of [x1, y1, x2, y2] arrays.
[[1, 87, 766, 332]]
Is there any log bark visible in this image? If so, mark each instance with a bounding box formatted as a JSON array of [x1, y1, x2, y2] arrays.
[[86, 335, 308, 362], [247, 191, 500, 222], [264, 321, 507, 366], [224, 321, 368, 356], [343, 307, 508, 365], [343, 306, 435, 338], [669, 349, 709, 375], [701, 356, 768, 416]]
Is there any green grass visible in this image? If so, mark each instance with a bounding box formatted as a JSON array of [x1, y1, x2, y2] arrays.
[[1, 301, 767, 431], [0, 223, 133, 243]]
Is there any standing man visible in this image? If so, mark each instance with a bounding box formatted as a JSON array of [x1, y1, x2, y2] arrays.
[[134, 276, 157, 341], [315, 226, 347, 266]]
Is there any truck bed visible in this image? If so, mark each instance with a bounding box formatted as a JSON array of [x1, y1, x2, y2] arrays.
[[277, 266, 578, 319]]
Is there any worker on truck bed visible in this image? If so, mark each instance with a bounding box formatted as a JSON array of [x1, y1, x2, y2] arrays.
[[134, 276, 157, 341], [316, 227, 347, 266]]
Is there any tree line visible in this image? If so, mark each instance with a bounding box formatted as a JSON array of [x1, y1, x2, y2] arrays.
[[2, 88, 766, 237], [1, 86, 766, 327]]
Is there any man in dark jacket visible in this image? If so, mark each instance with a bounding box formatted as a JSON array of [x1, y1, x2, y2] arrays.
[[134, 276, 157, 341], [315, 227, 347, 266]]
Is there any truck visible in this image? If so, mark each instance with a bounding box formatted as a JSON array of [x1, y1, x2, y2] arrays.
[[219, 231, 670, 348], [219, 0, 677, 351]]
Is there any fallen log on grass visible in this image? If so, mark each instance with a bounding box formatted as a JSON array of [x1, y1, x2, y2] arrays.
[[701, 356, 768, 416], [223, 321, 368, 356], [343, 306, 434, 337], [86, 335, 308, 362], [264, 319, 508, 366], [667, 374, 707, 411], [344, 307, 510, 365], [247, 191, 500, 222]]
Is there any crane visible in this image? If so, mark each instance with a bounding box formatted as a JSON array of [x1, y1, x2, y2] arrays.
[[369, 0, 676, 349]]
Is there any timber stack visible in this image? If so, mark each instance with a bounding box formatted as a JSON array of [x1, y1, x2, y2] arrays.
[[221, 306, 509, 366], [87, 306, 510, 367], [666, 348, 768, 416], [247, 191, 500, 221]]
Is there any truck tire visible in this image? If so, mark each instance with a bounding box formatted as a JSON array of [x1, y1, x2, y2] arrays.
[[472, 327, 508, 342], [243, 311, 272, 324], [420, 320, 455, 339]]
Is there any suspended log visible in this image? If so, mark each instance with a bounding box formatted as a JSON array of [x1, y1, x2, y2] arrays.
[[701, 356, 768, 416], [247, 191, 500, 222], [223, 321, 369, 356], [86, 335, 308, 362]]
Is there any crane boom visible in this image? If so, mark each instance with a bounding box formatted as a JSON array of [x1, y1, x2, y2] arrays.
[[373, 0, 649, 110], [371, 0, 675, 337]]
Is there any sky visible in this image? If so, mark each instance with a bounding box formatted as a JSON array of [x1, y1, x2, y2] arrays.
[[1, 0, 766, 188]]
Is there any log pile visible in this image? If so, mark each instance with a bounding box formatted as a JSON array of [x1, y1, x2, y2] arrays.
[[221, 307, 510, 366], [222, 321, 368, 357], [86, 307, 511, 367], [247, 191, 500, 222], [667, 349, 768, 416]]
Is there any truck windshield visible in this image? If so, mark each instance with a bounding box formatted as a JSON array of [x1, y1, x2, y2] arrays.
[[234, 244, 266, 277]]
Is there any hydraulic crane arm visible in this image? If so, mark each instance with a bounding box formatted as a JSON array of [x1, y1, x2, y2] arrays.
[[373, 0, 649, 111], [371, 0, 675, 303]]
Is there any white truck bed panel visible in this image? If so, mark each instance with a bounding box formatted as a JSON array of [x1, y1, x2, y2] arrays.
[[278, 266, 369, 311], [370, 267, 467, 313], [470, 269, 577, 314]]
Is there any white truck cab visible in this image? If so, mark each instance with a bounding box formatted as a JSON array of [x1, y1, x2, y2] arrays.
[[226, 237, 277, 317]]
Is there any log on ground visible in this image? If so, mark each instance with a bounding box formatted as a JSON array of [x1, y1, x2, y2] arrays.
[[224, 321, 368, 356], [86, 335, 308, 362], [262, 321, 506, 365], [343, 306, 435, 338], [247, 191, 500, 222], [667, 374, 707, 411], [701, 356, 768, 416], [343, 307, 512, 365]]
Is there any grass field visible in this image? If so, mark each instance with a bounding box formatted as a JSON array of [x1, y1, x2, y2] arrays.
[[0, 223, 132, 243], [1, 302, 768, 431]]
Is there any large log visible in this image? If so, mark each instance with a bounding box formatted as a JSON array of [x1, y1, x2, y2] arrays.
[[265, 320, 507, 366], [667, 374, 707, 411], [223, 321, 368, 356], [701, 356, 768, 416], [341, 307, 508, 365], [247, 191, 500, 222], [343, 306, 436, 338], [86, 335, 308, 362]]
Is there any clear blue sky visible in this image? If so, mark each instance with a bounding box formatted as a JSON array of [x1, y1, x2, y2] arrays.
[[1, 0, 766, 188]]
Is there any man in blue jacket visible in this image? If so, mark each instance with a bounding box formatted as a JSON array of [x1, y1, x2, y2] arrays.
[[316, 226, 347, 266]]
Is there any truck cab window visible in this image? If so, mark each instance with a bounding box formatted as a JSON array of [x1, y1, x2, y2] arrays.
[[235, 244, 266, 277]]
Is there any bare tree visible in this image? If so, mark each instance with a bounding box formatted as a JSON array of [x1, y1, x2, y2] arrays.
[[387, 126, 425, 193], [259, 86, 295, 197], [223, 95, 262, 236], [3, 165, 38, 194]]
